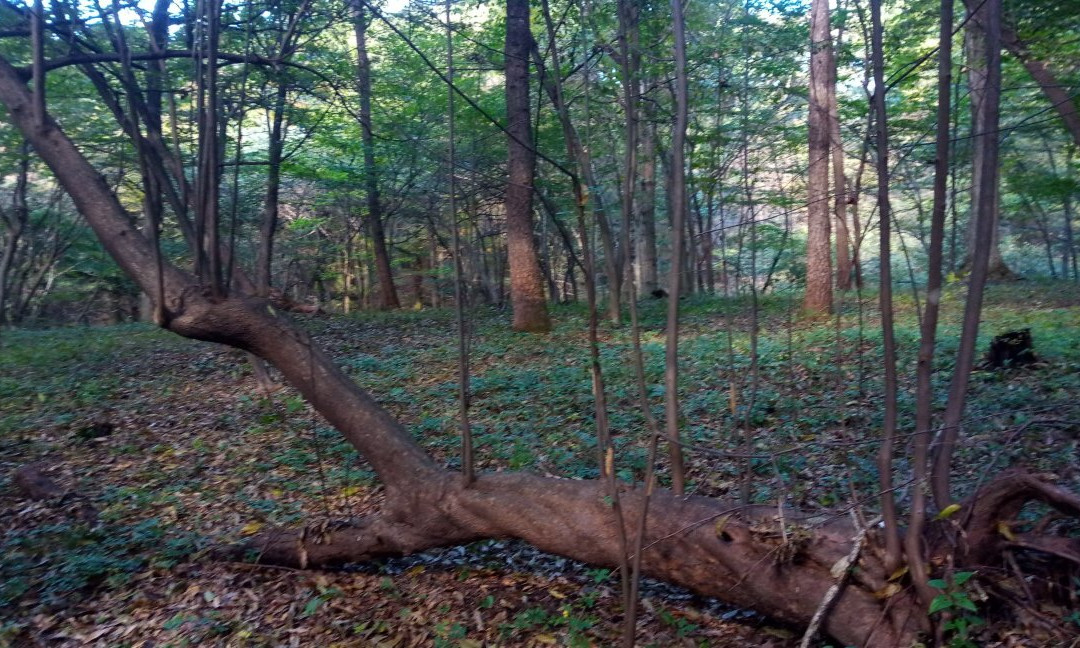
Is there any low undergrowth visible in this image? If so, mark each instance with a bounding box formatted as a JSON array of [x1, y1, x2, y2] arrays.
[[1, 280, 1078, 646]]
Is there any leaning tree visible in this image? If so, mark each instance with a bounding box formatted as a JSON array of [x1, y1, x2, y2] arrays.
[[2, 0, 1080, 644]]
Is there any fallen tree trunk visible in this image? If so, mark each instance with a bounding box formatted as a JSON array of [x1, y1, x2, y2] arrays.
[[241, 472, 925, 646]]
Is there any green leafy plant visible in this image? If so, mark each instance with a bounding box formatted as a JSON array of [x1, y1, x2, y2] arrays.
[[928, 571, 984, 648]]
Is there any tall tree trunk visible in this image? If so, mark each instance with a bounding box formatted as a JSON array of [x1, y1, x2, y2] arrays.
[[907, 0, 954, 607], [665, 0, 689, 495], [963, 4, 1012, 280], [352, 0, 400, 309], [193, 0, 224, 296], [871, 0, 903, 577], [827, 6, 852, 292], [255, 80, 287, 297], [636, 115, 658, 297], [1065, 149, 1078, 281], [805, 0, 833, 314], [504, 0, 551, 332], [616, 0, 639, 315]]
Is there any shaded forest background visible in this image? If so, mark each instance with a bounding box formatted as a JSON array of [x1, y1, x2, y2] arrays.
[[1, 0, 1077, 326]]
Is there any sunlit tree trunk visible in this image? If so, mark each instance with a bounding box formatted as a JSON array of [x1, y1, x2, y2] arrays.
[[805, 0, 833, 314]]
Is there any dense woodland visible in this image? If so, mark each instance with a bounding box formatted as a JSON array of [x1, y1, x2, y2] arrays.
[[1, 0, 1080, 645]]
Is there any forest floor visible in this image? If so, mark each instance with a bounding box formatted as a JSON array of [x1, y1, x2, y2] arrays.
[[2, 281, 1079, 647]]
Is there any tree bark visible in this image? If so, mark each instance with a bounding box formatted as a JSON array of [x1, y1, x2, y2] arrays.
[[503, 0, 551, 332], [0, 141, 29, 328], [870, 0, 902, 575], [352, 0, 400, 310], [665, 0, 690, 495], [636, 116, 659, 297], [616, 0, 639, 314], [805, 0, 833, 314], [826, 7, 852, 292]]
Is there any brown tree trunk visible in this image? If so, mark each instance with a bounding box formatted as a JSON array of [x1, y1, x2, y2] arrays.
[[1064, 149, 1078, 280], [665, 0, 690, 495], [504, 0, 551, 332], [353, 0, 400, 310], [805, 0, 833, 314], [870, 0, 903, 574], [907, 0, 954, 608], [826, 9, 852, 292], [617, 0, 639, 311]]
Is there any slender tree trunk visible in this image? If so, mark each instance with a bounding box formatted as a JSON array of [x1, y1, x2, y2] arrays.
[[352, 0, 400, 309], [907, 0, 953, 608], [827, 6, 852, 292], [963, 5, 1012, 279], [193, 0, 224, 296], [805, 0, 833, 314], [504, 0, 551, 332], [531, 41, 619, 322], [870, 0, 902, 574], [1062, 148, 1078, 281], [665, 0, 689, 495], [1065, 182, 1078, 281], [256, 80, 287, 296], [617, 0, 639, 317], [932, 0, 1003, 508]]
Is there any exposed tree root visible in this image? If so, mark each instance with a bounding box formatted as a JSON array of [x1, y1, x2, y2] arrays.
[[948, 469, 1080, 567]]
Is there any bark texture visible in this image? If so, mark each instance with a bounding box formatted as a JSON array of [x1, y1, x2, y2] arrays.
[[503, 0, 551, 332], [804, 0, 833, 314]]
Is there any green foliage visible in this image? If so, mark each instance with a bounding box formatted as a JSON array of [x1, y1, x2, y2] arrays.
[[928, 572, 984, 648]]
